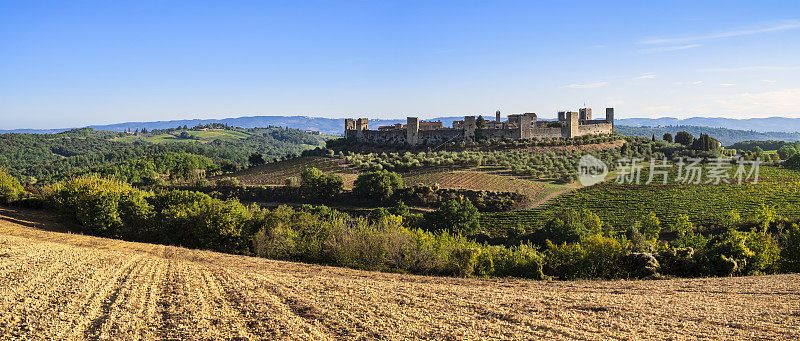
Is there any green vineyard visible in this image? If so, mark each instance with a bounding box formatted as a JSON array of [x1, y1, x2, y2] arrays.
[[481, 165, 800, 236]]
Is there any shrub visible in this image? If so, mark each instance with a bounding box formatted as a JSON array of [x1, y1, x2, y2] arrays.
[[0, 168, 24, 204], [150, 190, 256, 254], [538, 209, 602, 246], [705, 229, 780, 276], [52, 175, 146, 236], [658, 247, 701, 277], [544, 241, 586, 279], [216, 177, 241, 187], [494, 244, 545, 279], [582, 235, 627, 279], [780, 224, 800, 273], [623, 253, 660, 278]]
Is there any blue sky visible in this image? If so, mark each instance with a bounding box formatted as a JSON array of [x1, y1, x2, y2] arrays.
[[2, 1, 800, 129]]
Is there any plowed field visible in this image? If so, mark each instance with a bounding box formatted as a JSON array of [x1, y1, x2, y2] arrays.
[[0, 207, 798, 340]]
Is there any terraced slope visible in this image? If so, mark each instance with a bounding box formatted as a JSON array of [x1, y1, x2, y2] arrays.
[[402, 170, 561, 206], [0, 207, 798, 339], [228, 156, 360, 188]]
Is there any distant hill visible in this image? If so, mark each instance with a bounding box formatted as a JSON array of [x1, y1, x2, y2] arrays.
[[1, 116, 405, 136], [616, 117, 800, 133], [4, 115, 800, 136], [615, 125, 800, 146]]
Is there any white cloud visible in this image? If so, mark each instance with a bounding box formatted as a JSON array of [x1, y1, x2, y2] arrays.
[[701, 66, 800, 72], [640, 21, 800, 45], [562, 81, 609, 89], [763, 79, 777, 83], [716, 89, 800, 113], [691, 81, 703, 85], [720, 83, 736, 87], [635, 73, 656, 80], [639, 44, 701, 53]]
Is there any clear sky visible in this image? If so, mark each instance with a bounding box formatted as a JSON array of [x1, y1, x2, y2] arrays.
[[2, 0, 800, 129]]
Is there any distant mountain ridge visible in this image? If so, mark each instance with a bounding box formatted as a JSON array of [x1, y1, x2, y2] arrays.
[[616, 117, 800, 133], [614, 125, 800, 146], [1, 116, 459, 136], [3, 115, 800, 136]]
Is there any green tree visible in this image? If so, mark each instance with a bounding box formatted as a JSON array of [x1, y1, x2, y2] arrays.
[[476, 115, 487, 129], [781, 224, 800, 273], [784, 154, 800, 170], [672, 214, 707, 249], [353, 170, 404, 202], [674, 131, 694, 146], [778, 145, 798, 160], [249, 153, 266, 166], [638, 211, 661, 240], [300, 167, 343, 200], [690, 133, 720, 151], [0, 168, 24, 204], [662, 133, 673, 143], [433, 198, 481, 235]]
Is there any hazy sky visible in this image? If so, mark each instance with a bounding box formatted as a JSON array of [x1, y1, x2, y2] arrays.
[[2, 1, 800, 129]]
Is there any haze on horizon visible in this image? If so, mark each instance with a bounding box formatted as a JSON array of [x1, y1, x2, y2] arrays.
[[2, 0, 800, 130]]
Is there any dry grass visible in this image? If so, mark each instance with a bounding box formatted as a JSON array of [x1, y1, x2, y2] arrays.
[[226, 156, 360, 189], [0, 207, 798, 340], [403, 171, 546, 196]]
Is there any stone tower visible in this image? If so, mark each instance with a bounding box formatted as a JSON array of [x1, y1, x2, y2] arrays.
[[495, 110, 501, 123], [406, 117, 419, 146], [564, 111, 579, 138], [356, 118, 369, 131], [463, 116, 476, 141], [605, 108, 614, 129], [518, 114, 533, 139], [579, 108, 592, 122], [355, 118, 368, 141]]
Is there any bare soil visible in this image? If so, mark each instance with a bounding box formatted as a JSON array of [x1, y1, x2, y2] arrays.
[[0, 206, 798, 340]]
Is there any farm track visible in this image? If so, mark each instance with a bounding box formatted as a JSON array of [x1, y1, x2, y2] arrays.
[[0, 207, 798, 340]]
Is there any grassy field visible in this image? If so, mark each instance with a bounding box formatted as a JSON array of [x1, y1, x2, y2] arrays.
[[482, 165, 800, 236], [0, 206, 798, 339]]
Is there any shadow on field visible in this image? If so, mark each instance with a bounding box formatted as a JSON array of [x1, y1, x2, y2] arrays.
[[0, 206, 70, 232]]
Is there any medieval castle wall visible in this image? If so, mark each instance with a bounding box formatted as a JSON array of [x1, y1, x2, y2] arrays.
[[345, 107, 614, 146]]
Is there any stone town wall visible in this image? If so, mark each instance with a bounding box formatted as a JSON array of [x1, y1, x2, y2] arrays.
[[418, 129, 464, 145], [576, 122, 613, 136], [531, 127, 564, 138], [361, 129, 406, 145], [478, 128, 518, 140]]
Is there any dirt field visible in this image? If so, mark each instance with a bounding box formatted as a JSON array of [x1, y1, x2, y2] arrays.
[[0, 207, 798, 340]]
